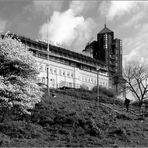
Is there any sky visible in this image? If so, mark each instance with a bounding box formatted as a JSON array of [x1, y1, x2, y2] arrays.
[[0, 0, 148, 66]]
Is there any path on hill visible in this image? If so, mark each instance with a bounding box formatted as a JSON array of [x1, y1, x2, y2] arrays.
[[100, 103, 143, 120]]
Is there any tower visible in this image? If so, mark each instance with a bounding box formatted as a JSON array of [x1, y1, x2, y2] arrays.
[[92, 24, 123, 88]]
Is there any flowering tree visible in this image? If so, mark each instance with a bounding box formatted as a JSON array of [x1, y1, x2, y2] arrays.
[[0, 35, 43, 116]]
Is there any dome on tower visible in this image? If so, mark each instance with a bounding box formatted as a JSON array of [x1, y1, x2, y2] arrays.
[[99, 24, 113, 34]]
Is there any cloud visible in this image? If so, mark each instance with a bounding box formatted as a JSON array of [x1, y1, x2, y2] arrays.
[[0, 18, 7, 33], [24, 1, 63, 17], [107, 1, 137, 20], [39, 10, 84, 45], [123, 23, 148, 65], [70, 1, 99, 16], [8, 1, 64, 38], [99, 1, 147, 21], [39, 1, 97, 52], [121, 11, 145, 29], [70, 1, 86, 16], [33, 1, 63, 15]]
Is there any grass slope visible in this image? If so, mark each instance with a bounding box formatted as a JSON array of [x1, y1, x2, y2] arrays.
[[0, 88, 148, 147]]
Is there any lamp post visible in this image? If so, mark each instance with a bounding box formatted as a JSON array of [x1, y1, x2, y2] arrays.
[[95, 65, 107, 106], [96, 66, 100, 105], [46, 14, 50, 97]]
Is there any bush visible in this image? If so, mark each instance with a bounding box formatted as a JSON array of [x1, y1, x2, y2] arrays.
[[92, 86, 115, 98], [0, 133, 11, 147], [99, 95, 114, 104], [57, 88, 96, 101], [113, 98, 123, 106], [0, 121, 43, 139], [80, 84, 89, 90]]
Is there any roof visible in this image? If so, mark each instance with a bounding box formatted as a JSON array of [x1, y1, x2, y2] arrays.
[[99, 24, 113, 34], [1, 32, 107, 68]]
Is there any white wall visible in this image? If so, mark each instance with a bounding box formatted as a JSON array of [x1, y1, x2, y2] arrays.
[[36, 57, 109, 90]]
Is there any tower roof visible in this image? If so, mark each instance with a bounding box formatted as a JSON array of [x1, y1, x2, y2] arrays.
[[99, 24, 113, 34]]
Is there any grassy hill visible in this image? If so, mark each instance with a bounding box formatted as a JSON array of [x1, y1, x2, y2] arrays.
[[0, 88, 148, 147]]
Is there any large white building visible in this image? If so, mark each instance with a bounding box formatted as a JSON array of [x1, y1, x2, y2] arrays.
[[15, 34, 109, 90], [2, 26, 123, 90]]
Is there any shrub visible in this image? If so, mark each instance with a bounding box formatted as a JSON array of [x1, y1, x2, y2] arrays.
[[113, 98, 123, 106], [99, 95, 114, 104], [0, 121, 43, 139], [80, 84, 89, 90], [0, 133, 11, 147], [92, 86, 115, 98], [56, 88, 96, 101]]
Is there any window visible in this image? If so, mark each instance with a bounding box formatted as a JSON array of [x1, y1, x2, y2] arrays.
[[63, 71, 65, 76], [69, 82, 72, 87], [104, 34, 108, 49], [115, 63, 118, 67], [67, 71, 70, 77], [50, 67, 53, 74], [54, 69, 57, 74], [71, 73, 73, 77], [88, 78, 91, 83]]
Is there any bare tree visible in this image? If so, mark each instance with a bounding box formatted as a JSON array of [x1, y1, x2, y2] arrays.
[[123, 61, 148, 107]]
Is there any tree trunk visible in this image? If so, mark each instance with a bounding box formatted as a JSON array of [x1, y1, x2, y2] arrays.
[[138, 100, 143, 110]]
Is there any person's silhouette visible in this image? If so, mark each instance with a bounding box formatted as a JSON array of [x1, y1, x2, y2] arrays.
[[124, 98, 130, 112]]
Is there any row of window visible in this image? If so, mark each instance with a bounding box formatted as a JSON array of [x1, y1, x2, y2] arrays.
[[50, 68, 74, 78], [80, 76, 96, 84], [38, 64, 74, 78], [39, 77, 75, 88], [37, 63, 108, 87], [104, 34, 108, 49], [80, 76, 108, 87], [39, 76, 108, 88]]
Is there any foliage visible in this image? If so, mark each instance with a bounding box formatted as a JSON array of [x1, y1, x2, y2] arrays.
[[0, 121, 43, 139], [0, 36, 43, 115], [80, 84, 89, 90], [57, 88, 96, 101], [0, 88, 148, 147], [92, 86, 115, 98], [0, 132, 11, 147]]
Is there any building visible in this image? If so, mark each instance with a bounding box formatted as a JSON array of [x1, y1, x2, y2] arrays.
[[83, 24, 123, 93], [1, 25, 123, 91]]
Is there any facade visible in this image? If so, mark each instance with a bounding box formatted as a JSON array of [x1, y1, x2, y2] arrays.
[[84, 24, 122, 79], [1, 25, 123, 91], [83, 24, 123, 93]]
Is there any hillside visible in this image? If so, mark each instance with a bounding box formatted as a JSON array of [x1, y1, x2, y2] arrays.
[[0, 88, 148, 147]]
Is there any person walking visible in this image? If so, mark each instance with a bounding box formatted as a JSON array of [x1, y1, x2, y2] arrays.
[[124, 98, 130, 112]]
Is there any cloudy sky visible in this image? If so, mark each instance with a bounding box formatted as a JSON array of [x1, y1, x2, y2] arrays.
[[0, 0, 148, 65]]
